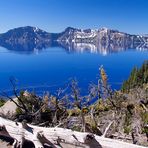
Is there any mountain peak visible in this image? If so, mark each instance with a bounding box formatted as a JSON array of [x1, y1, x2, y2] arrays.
[[0, 26, 148, 52], [5, 26, 46, 34], [101, 27, 108, 30], [65, 27, 76, 31]]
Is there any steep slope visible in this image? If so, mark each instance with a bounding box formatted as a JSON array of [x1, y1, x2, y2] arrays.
[[57, 27, 148, 50]]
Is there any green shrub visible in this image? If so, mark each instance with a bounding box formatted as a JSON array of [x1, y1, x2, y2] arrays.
[[124, 126, 131, 135], [124, 112, 132, 134], [16, 107, 23, 115], [141, 112, 148, 124], [0, 99, 6, 107]]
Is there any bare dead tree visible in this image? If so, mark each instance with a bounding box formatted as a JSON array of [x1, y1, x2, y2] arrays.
[[70, 79, 88, 132], [48, 87, 69, 126], [1, 77, 29, 114]]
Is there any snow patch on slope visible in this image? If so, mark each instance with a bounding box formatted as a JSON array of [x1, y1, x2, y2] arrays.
[[74, 29, 98, 39]]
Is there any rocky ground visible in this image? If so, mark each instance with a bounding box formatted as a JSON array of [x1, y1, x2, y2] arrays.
[[0, 98, 17, 116], [0, 140, 12, 148]]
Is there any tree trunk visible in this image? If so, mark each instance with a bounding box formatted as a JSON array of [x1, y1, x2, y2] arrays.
[[0, 117, 145, 148], [81, 111, 86, 132]]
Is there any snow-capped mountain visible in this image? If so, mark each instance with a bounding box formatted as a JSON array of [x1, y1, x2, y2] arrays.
[[0, 26, 147, 53], [57, 27, 148, 45], [57, 27, 148, 54]]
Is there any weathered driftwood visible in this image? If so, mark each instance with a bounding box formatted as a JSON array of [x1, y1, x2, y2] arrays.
[[102, 121, 113, 137], [0, 117, 146, 148]]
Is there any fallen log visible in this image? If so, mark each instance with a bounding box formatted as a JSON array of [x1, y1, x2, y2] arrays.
[[0, 117, 146, 148]]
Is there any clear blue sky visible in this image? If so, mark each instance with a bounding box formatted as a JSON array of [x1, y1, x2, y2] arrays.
[[0, 0, 148, 34]]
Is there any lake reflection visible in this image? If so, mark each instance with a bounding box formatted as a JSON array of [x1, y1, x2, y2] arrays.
[[0, 43, 147, 95]]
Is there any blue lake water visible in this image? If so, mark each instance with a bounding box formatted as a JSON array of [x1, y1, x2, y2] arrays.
[[0, 47, 147, 96]]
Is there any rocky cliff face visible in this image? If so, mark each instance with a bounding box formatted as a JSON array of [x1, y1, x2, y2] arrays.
[[57, 27, 148, 53], [0, 26, 148, 54]]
